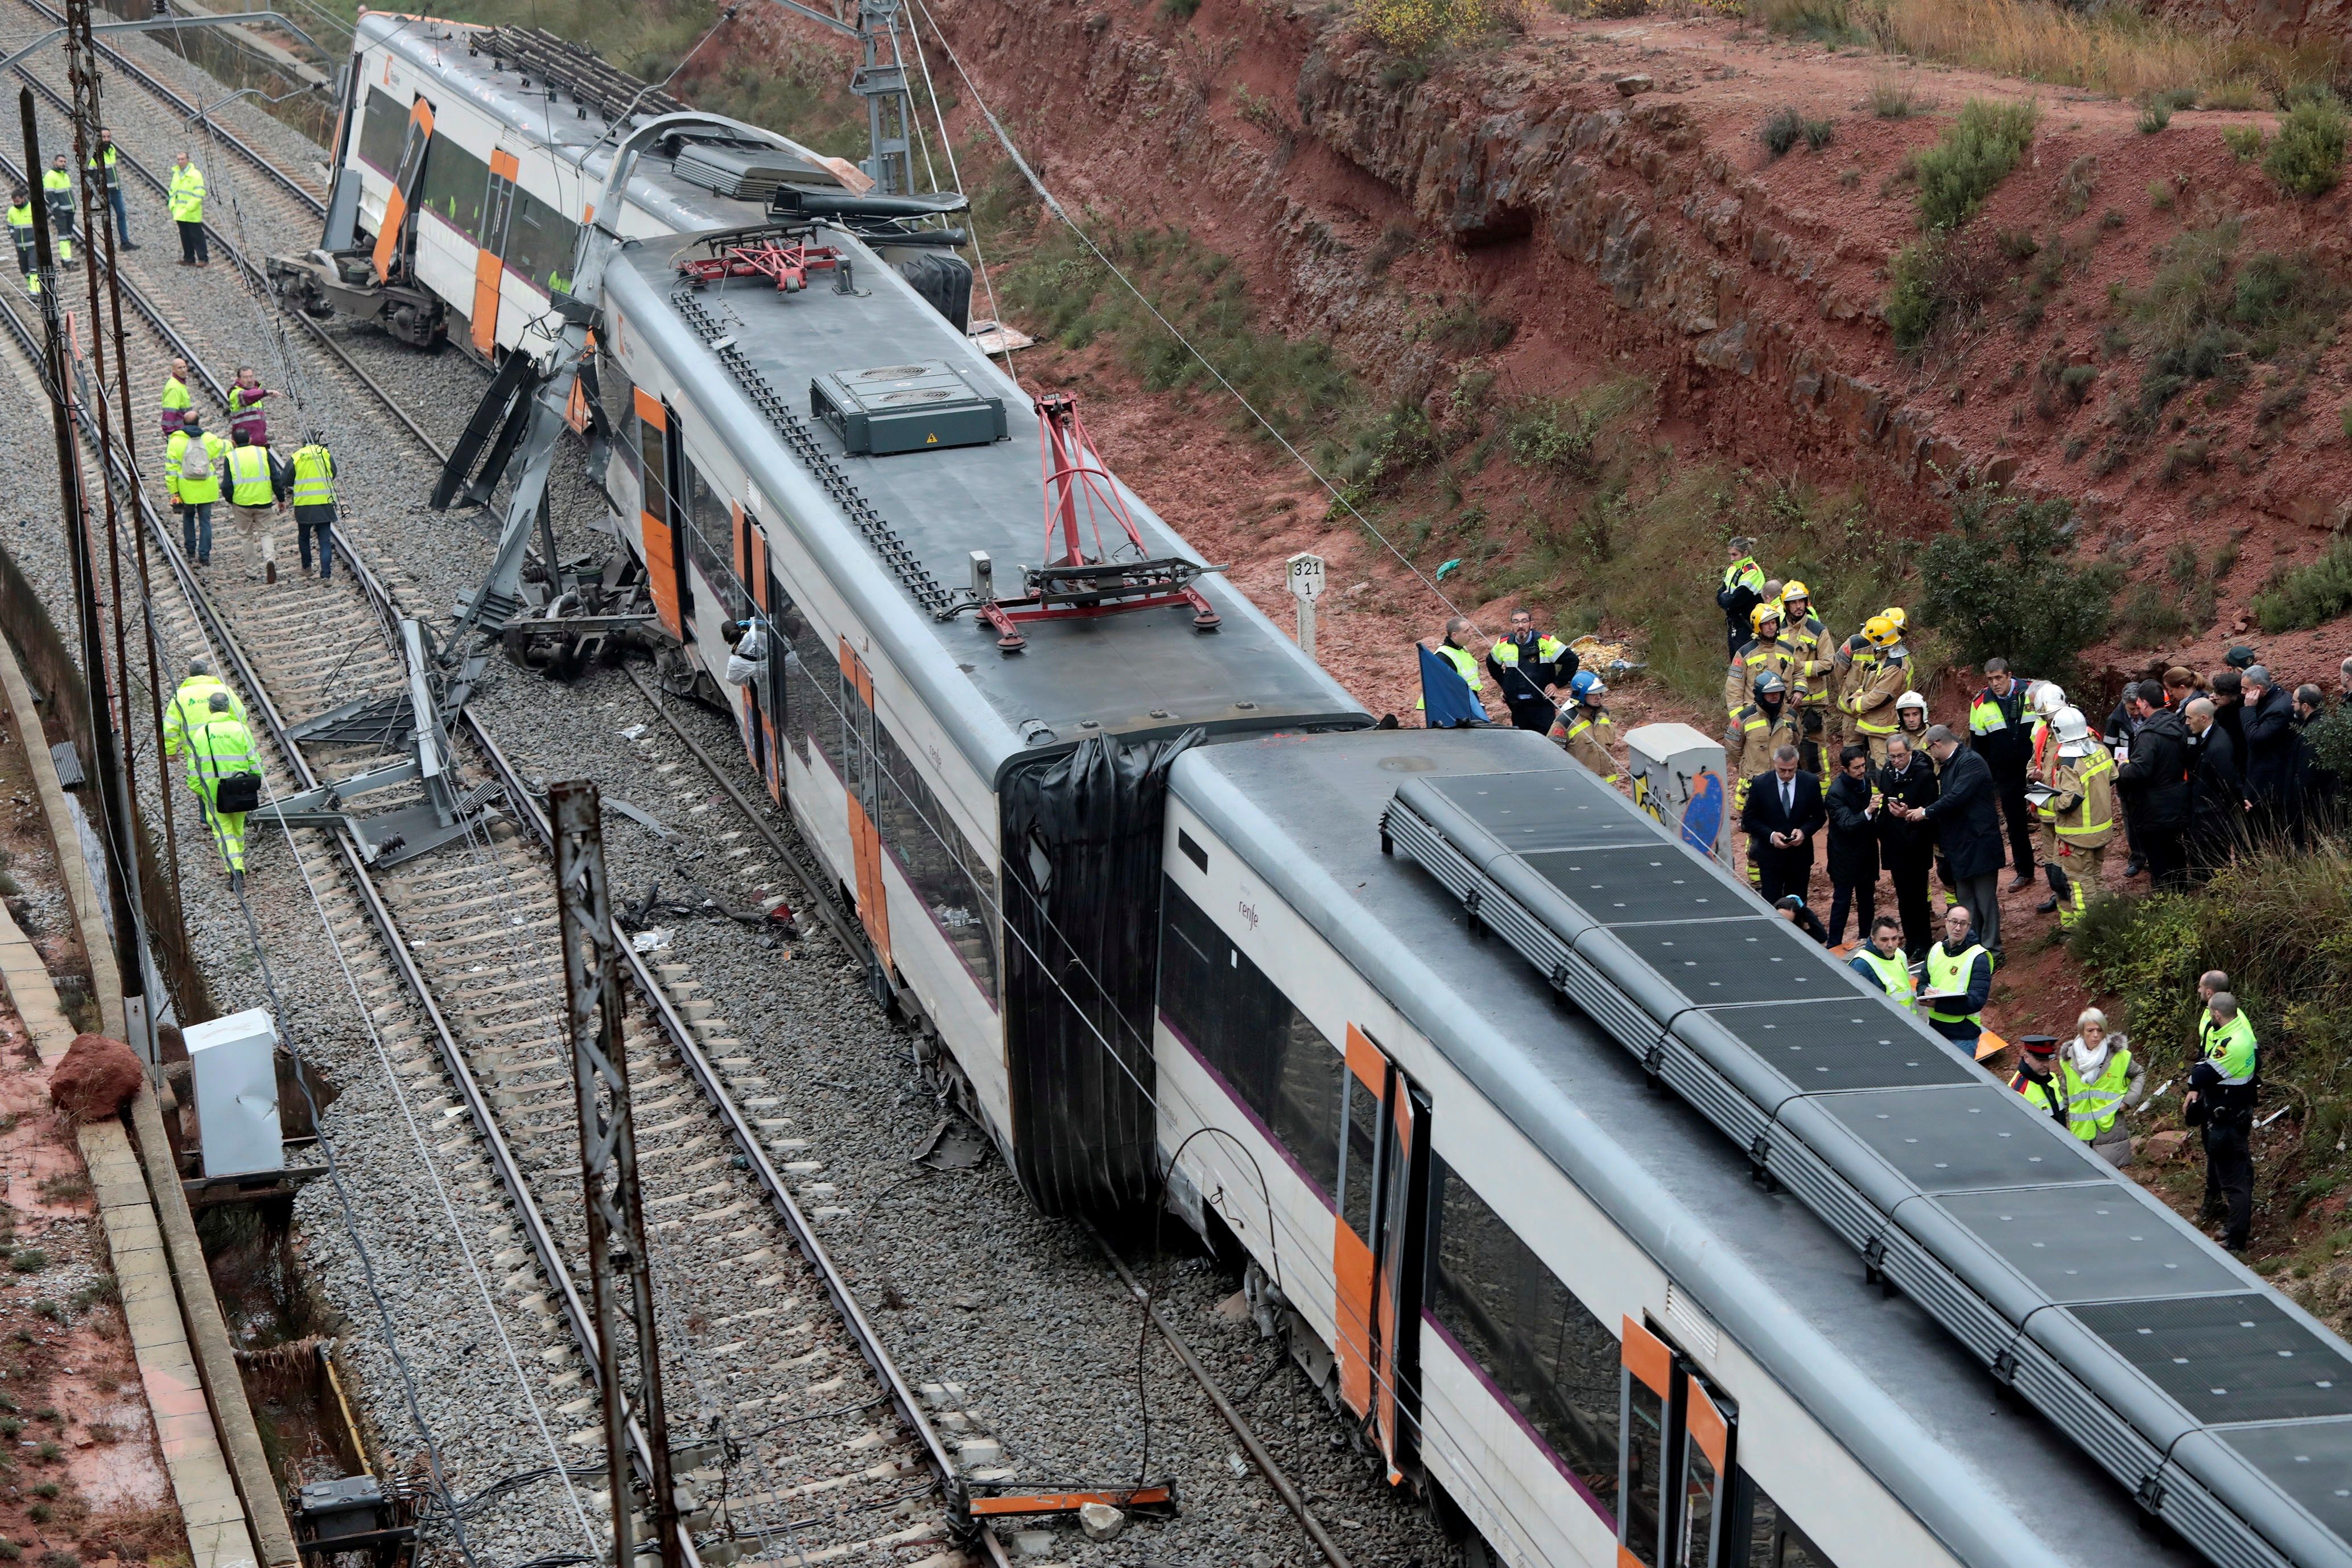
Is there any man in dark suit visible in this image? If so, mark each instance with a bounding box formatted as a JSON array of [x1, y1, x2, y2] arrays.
[[1740, 743, 1826, 906], [1897, 724, 2006, 959]]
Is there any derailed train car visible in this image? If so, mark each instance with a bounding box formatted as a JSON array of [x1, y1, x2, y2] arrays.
[[316, 22, 2352, 1568]]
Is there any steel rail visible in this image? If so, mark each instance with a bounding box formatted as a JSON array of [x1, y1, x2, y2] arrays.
[[7, 57, 448, 460], [0, 258, 997, 1564], [12, 0, 324, 213]]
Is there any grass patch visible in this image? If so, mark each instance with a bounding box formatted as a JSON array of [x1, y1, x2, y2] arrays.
[[1363, 0, 1525, 55], [2226, 123, 2268, 160], [1870, 75, 1921, 117], [1762, 105, 1804, 156], [2254, 540, 2352, 633], [1753, 0, 2337, 103], [1505, 381, 1648, 479], [2114, 221, 2348, 439], [1912, 97, 2040, 230], [7, 1251, 45, 1275], [2267, 96, 2347, 198], [2206, 77, 2264, 110], [2136, 94, 2173, 134], [1887, 230, 2006, 350], [1917, 484, 2118, 686]]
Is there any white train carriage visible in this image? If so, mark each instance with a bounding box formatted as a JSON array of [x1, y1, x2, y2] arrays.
[[1157, 727, 2352, 1568], [589, 217, 1371, 1207], [324, 12, 851, 355]]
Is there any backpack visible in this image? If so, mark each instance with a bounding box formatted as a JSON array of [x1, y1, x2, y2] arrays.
[[179, 434, 214, 484]]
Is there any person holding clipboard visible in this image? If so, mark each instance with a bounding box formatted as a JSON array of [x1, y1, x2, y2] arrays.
[[1919, 903, 1994, 1045]]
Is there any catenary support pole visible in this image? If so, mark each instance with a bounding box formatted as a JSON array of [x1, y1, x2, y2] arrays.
[[550, 779, 684, 1568]]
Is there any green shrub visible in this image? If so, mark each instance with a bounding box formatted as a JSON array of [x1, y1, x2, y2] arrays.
[[1917, 485, 2116, 684], [1885, 233, 2004, 352], [1802, 116, 1836, 151], [2148, 179, 2174, 210], [2136, 96, 2173, 134], [2224, 123, 2267, 160], [7, 1251, 45, 1275], [1913, 97, 2040, 231], [1761, 105, 1804, 156], [2266, 97, 2347, 197], [1506, 381, 1646, 480], [2118, 222, 2350, 434], [2254, 540, 2352, 633], [2115, 581, 2190, 647]]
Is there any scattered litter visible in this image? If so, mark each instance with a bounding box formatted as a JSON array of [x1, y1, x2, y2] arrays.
[[618, 723, 648, 741], [1225, 1452, 1248, 1478], [913, 1118, 988, 1171], [629, 927, 674, 954], [606, 798, 673, 839]]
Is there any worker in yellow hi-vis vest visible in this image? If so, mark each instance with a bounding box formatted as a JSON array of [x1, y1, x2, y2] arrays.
[[169, 151, 208, 267]]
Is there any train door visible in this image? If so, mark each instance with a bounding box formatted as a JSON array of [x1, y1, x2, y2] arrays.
[[763, 563, 789, 802], [633, 390, 682, 637], [370, 97, 434, 282], [471, 148, 518, 356], [1619, 1318, 1740, 1568], [1332, 1024, 1430, 1484], [735, 501, 768, 783], [838, 639, 892, 971]]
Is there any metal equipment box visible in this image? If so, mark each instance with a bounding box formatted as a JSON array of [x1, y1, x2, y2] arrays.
[[184, 1006, 284, 1177], [1624, 721, 1730, 860], [810, 362, 1007, 456]]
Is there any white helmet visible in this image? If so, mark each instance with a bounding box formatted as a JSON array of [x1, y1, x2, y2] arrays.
[[2053, 705, 2090, 744], [1894, 690, 1928, 715], [2032, 681, 2067, 718]]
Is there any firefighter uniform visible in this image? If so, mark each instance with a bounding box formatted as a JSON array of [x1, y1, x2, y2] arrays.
[[189, 707, 259, 876], [1847, 642, 1912, 767], [1778, 585, 1834, 770], [1550, 700, 1617, 783], [1730, 694, 1802, 811], [1724, 621, 1801, 731], [2037, 739, 2116, 925]]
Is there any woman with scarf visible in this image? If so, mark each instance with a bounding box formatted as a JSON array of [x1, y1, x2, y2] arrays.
[[2060, 1008, 2147, 1167]]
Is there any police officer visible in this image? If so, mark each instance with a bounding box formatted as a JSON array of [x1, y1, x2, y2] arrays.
[[1417, 617, 1484, 722], [289, 430, 337, 580], [2034, 705, 2115, 926], [189, 690, 259, 885], [163, 658, 245, 763], [2007, 1035, 2067, 1123], [1548, 671, 1617, 783], [1967, 657, 2039, 889], [2187, 992, 2259, 1252], [87, 128, 133, 249], [40, 154, 73, 269], [1486, 606, 1573, 733], [1847, 914, 1915, 1010], [1921, 902, 1992, 1046], [1718, 536, 1766, 661]]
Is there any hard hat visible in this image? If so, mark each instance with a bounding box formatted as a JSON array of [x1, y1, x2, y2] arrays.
[[1881, 606, 1908, 631], [1780, 579, 1812, 604], [1751, 601, 1782, 633], [1570, 670, 1605, 700], [2053, 705, 2090, 744], [1754, 670, 1788, 697], [1895, 690, 1928, 713], [1863, 615, 1900, 648], [2032, 681, 2066, 717]]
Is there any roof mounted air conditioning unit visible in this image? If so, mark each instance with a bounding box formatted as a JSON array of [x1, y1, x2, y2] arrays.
[[811, 361, 1007, 456]]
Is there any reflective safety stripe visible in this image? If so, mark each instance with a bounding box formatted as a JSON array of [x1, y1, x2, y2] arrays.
[[1435, 644, 1481, 691], [1722, 556, 1764, 593], [1856, 948, 1915, 1010], [1924, 942, 1986, 1026], [2063, 1047, 2134, 1140], [2204, 1013, 2258, 1084], [226, 445, 273, 505], [291, 445, 335, 505], [2010, 1070, 2063, 1118], [1969, 699, 2006, 733]]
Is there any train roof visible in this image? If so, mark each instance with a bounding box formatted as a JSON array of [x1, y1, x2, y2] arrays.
[[603, 234, 1371, 786], [353, 12, 785, 233], [1170, 728, 2212, 1568]]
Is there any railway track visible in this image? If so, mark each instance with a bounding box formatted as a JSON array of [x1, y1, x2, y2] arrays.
[[0, 169, 1006, 1568], [0, 25, 1377, 1565]]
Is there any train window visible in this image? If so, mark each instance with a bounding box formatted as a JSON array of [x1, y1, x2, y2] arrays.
[[784, 613, 841, 776], [1739, 1478, 1838, 1568], [1341, 1071, 1377, 1244], [1156, 883, 1342, 1200], [684, 461, 749, 620], [357, 86, 408, 176], [1427, 1156, 1622, 1519], [874, 721, 999, 998], [600, 354, 639, 483], [638, 414, 668, 530], [502, 189, 581, 295], [1178, 828, 1207, 873], [416, 132, 489, 243]]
